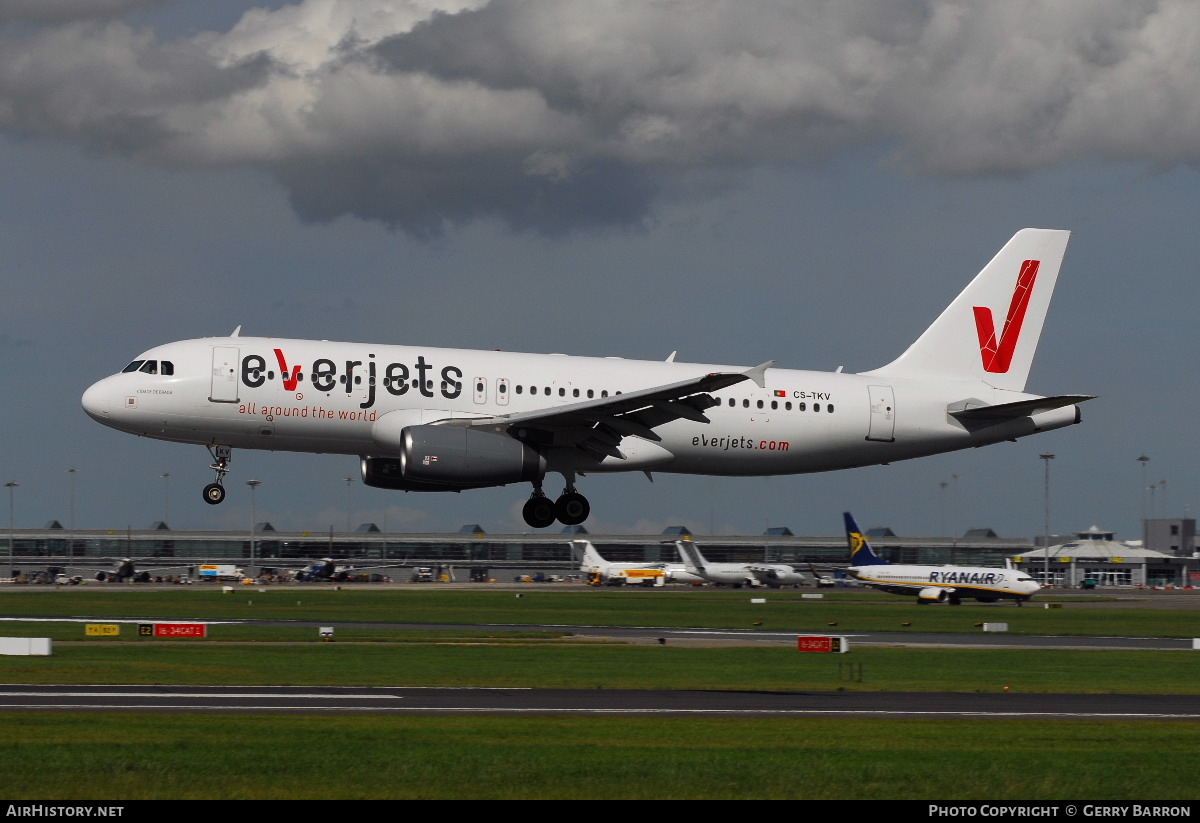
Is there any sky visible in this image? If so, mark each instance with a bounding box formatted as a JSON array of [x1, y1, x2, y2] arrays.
[[0, 0, 1197, 542]]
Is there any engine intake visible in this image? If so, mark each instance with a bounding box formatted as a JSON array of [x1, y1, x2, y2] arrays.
[[361, 425, 545, 492], [918, 586, 950, 603]]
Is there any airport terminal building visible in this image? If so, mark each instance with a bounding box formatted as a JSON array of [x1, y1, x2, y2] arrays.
[[4, 519, 1196, 586]]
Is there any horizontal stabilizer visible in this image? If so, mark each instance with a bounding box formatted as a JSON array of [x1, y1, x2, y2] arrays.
[[948, 394, 1094, 423]]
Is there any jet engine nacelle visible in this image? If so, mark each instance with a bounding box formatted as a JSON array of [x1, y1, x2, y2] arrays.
[[361, 425, 545, 492], [918, 586, 950, 603]]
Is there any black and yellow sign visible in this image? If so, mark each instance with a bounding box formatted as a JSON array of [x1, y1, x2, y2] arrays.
[[85, 624, 120, 637]]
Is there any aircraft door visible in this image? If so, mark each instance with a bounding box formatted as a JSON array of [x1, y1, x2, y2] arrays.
[[473, 377, 487, 405], [210, 346, 240, 403], [866, 385, 895, 442], [496, 378, 510, 406]]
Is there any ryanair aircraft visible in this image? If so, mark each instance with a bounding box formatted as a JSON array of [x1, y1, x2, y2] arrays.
[[82, 229, 1089, 528], [843, 512, 1041, 604]]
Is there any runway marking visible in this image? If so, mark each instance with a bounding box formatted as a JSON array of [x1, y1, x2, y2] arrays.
[[0, 684, 532, 691], [0, 617, 241, 624], [0, 691, 403, 699], [0, 703, 1196, 719]]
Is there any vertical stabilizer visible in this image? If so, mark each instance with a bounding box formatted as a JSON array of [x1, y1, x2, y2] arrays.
[[573, 539, 607, 573], [844, 512, 888, 566], [867, 229, 1070, 392], [675, 540, 706, 575]]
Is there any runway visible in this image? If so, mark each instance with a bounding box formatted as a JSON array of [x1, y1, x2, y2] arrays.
[[2, 684, 1197, 719], [235, 618, 1196, 650]]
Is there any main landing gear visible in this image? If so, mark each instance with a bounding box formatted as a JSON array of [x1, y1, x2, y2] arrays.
[[202, 445, 232, 505], [522, 483, 590, 529]]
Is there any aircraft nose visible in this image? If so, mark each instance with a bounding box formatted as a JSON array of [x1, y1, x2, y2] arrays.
[[82, 378, 116, 422]]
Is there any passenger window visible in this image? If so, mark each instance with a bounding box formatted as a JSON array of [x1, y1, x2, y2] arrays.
[[799, 403, 806, 411], [122, 361, 145, 373], [139, 360, 158, 375], [828, 404, 834, 413]]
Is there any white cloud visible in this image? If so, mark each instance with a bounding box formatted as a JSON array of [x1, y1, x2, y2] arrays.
[[2, 0, 1199, 231]]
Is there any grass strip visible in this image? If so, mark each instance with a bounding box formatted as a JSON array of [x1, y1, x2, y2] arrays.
[[0, 713, 1196, 800], [1, 587, 1198, 636], [2, 644, 1198, 693]]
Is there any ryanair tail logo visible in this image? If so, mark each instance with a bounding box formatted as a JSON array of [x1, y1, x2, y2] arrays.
[[973, 259, 1040, 374], [848, 530, 866, 557]]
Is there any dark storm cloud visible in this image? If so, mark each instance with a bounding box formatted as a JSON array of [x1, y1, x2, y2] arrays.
[[0, 1, 161, 24], [278, 153, 660, 236], [0, 1, 1197, 234]]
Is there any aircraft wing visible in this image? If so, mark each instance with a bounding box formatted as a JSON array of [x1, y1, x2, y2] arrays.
[[442, 361, 774, 461]]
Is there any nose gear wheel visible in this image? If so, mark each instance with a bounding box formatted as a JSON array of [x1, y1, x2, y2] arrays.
[[202, 445, 232, 506]]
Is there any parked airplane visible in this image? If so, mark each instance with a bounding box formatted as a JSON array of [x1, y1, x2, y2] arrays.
[[573, 539, 701, 586], [843, 512, 1041, 604], [82, 229, 1089, 528], [675, 540, 806, 588]]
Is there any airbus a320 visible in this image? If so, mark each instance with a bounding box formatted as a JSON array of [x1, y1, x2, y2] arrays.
[[82, 229, 1090, 528]]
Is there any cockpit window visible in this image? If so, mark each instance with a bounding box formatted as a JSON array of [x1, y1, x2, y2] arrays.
[[138, 360, 158, 374], [122, 360, 145, 373], [160, 361, 174, 376]]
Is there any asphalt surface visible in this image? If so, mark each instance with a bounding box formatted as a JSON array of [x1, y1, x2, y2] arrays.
[[2, 684, 1197, 719]]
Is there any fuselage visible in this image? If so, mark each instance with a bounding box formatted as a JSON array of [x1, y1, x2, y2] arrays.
[[81, 336, 1080, 477], [847, 564, 1041, 602], [687, 563, 807, 587]]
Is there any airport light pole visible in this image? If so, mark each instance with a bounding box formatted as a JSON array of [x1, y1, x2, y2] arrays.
[[1039, 454, 1054, 587], [246, 479, 261, 576], [159, 473, 171, 526], [67, 468, 78, 556], [5, 482, 18, 582], [1137, 455, 1150, 523]]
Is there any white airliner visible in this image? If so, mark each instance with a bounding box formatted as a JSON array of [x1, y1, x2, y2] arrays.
[[674, 540, 806, 588], [82, 229, 1089, 528], [843, 512, 1041, 604], [574, 539, 702, 586]]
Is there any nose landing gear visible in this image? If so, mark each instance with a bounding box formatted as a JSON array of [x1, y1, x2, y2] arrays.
[[202, 445, 232, 505]]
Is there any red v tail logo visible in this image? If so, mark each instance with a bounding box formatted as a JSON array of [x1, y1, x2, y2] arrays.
[[973, 259, 1040, 374], [274, 348, 302, 391]]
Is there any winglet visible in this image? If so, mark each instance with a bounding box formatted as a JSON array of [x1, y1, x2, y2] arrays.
[[230, 325, 242, 338], [744, 360, 774, 389]]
